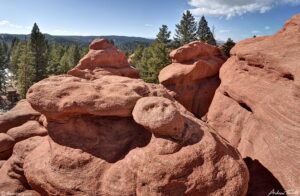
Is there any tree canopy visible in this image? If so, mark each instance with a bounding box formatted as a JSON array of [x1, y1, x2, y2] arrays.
[[197, 16, 217, 45], [174, 10, 197, 45]]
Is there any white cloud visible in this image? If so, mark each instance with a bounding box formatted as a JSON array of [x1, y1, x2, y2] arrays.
[[0, 19, 28, 29], [188, 0, 300, 19], [219, 29, 231, 33], [144, 24, 154, 27], [0, 20, 9, 26], [265, 26, 271, 30], [252, 30, 260, 34], [53, 29, 68, 33]]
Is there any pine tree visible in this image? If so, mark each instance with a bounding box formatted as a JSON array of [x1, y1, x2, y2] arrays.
[[69, 44, 80, 66], [47, 43, 65, 75], [197, 16, 217, 46], [11, 37, 19, 49], [59, 44, 80, 74], [156, 25, 171, 44], [0, 42, 7, 92], [17, 42, 35, 99], [134, 42, 171, 83], [174, 10, 197, 45], [223, 38, 235, 57], [10, 40, 22, 78], [30, 23, 48, 82]]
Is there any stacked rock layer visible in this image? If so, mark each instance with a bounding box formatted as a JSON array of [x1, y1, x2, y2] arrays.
[[206, 14, 300, 192], [0, 39, 249, 195], [159, 41, 226, 118]]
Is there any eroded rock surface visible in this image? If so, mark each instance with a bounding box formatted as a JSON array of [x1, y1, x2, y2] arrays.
[[0, 136, 45, 195], [1, 39, 249, 195], [207, 14, 300, 192], [159, 41, 225, 117], [24, 73, 249, 195], [0, 100, 46, 160], [68, 38, 139, 80]]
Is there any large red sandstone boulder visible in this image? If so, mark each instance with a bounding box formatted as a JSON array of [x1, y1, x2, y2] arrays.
[[0, 100, 40, 133], [0, 100, 48, 194], [159, 41, 225, 117], [68, 39, 139, 80], [206, 14, 300, 192], [0, 136, 45, 195], [22, 74, 249, 195], [0, 100, 46, 160]]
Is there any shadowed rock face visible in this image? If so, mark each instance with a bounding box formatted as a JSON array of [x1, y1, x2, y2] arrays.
[[206, 14, 300, 192], [244, 157, 286, 196], [159, 41, 225, 118]]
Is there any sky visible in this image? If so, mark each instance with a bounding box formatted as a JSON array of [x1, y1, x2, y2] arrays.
[[0, 0, 300, 41]]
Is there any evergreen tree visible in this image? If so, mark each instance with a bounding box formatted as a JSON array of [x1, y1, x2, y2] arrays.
[[223, 38, 235, 57], [80, 47, 89, 58], [47, 43, 65, 75], [30, 23, 48, 82], [174, 10, 197, 45], [156, 25, 171, 44], [0, 42, 7, 92], [10, 40, 22, 78], [58, 44, 80, 74], [11, 37, 19, 49], [69, 44, 81, 66], [17, 42, 35, 99], [135, 42, 171, 83], [197, 16, 216, 45], [132, 24, 174, 83]]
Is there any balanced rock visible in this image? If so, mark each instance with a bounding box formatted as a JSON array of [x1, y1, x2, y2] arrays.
[[159, 41, 225, 117], [23, 71, 248, 195], [68, 38, 139, 80], [206, 14, 300, 192], [132, 97, 185, 138]]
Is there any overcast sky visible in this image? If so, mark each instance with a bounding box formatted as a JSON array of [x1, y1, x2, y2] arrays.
[[0, 0, 300, 41]]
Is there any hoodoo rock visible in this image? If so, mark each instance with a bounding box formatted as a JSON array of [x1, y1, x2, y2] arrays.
[[206, 14, 300, 192], [159, 41, 225, 118], [1, 39, 249, 195], [68, 38, 139, 80]]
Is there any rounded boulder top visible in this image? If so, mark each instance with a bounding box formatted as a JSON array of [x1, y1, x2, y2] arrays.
[[89, 38, 115, 50]]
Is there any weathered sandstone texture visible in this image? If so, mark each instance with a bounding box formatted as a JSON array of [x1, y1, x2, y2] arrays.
[[0, 100, 47, 195], [159, 41, 225, 118], [23, 74, 249, 195], [206, 14, 300, 192], [68, 38, 139, 80], [0, 38, 249, 195], [0, 100, 47, 160]]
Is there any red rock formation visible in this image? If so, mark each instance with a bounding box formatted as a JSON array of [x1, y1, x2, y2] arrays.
[[206, 14, 300, 192], [0, 39, 249, 195], [0, 136, 45, 195], [159, 41, 225, 117], [0, 100, 47, 195], [24, 74, 248, 195], [68, 38, 139, 80], [0, 100, 47, 160]]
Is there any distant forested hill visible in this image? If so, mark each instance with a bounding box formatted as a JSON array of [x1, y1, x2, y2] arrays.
[[0, 33, 154, 53]]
